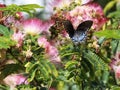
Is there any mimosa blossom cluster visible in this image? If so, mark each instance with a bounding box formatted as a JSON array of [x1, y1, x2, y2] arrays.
[[64, 2, 108, 30], [11, 17, 59, 63], [3, 17, 59, 88]]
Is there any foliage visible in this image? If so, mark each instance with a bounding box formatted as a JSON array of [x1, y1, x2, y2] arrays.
[[94, 30, 120, 39], [0, 25, 16, 49], [0, 4, 43, 16], [0, 0, 120, 90]]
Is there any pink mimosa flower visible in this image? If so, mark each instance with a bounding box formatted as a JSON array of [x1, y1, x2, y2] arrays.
[[45, 0, 62, 14], [110, 52, 120, 70], [109, 58, 117, 71], [38, 37, 61, 63], [12, 31, 24, 48], [45, 45, 61, 63], [3, 74, 28, 88], [56, 0, 72, 9], [113, 65, 120, 85], [22, 18, 54, 35], [81, 0, 93, 4], [46, 45, 58, 58], [114, 66, 120, 79], [22, 18, 43, 35], [37, 37, 50, 48], [109, 52, 120, 85], [40, 20, 55, 34]]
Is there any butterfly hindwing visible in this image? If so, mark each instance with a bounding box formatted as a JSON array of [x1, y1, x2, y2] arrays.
[[63, 20, 75, 38]]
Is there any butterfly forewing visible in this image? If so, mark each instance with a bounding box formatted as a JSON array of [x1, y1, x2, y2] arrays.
[[63, 20, 75, 38], [76, 20, 93, 32]]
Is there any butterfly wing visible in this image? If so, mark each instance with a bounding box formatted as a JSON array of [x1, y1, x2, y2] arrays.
[[72, 20, 93, 43], [76, 20, 93, 32], [63, 20, 75, 38]]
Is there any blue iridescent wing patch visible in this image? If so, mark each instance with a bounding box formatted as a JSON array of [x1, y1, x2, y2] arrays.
[[64, 20, 93, 44]]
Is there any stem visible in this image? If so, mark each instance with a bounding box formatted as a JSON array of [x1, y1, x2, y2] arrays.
[[82, 81, 84, 90]]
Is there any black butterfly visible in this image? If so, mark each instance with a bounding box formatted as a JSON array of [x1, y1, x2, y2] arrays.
[[63, 20, 93, 44]]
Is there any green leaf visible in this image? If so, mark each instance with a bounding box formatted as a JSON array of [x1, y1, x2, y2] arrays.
[[0, 37, 16, 49], [38, 62, 49, 79], [28, 68, 37, 82], [108, 11, 120, 18], [0, 25, 15, 49], [94, 30, 120, 39], [111, 40, 120, 55], [65, 61, 78, 69], [0, 64, 24, 79], [0, 4, 44, 16], [82, 58, 95, 80], [25, 61, 39, 73], [40, 60, 52, 74], [116, 1, 120, 11], [48, 62, 58, 77], [110, 86, 120, 90], [104, 0, 116, 14], [20, 4, 44, 9], [83, 50, 109, 79], [0, 85, 9, 90], [0, 24, 13, 37], [102, 70, 109, 84]]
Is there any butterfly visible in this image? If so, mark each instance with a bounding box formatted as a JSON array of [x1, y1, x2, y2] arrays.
[[63, 20, 93, 44]]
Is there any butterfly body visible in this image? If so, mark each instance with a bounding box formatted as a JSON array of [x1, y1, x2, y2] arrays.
[[63, 20, 93, 44]]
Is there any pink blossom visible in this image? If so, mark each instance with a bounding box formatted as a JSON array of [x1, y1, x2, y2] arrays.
[[12, 31, 24, 48], [81, 0, 93, 4], [110, 52, 120, 84], [49, 0, 62, 8], [4, 16, 15, 27], [45, 45, 61, 63], [110, 52, 120, 70], [56, 0, 72, 9], [3, 74, 28, 88], [40, 20, 54, 34], [37, 37, 61, 63], [109, 58, 117, 71], [22, 18, 43, 35], [22, 18, 54, 35], [37, 37, 50, 48], [113, 65, 120, 85], [46, 45, 58, 57], [45, 0, 62, 13], [65, 2, 108, 30]]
